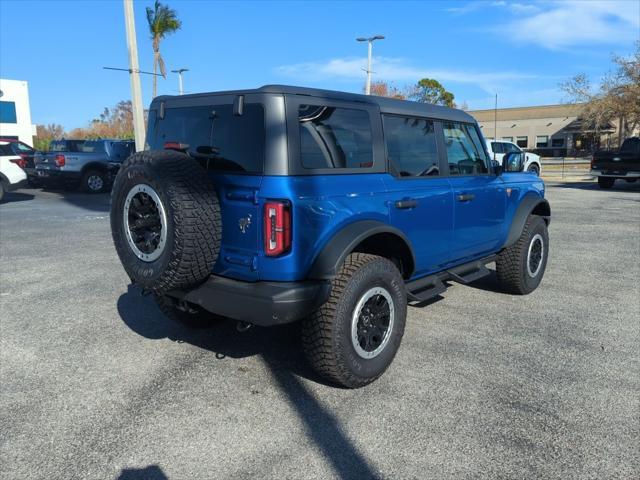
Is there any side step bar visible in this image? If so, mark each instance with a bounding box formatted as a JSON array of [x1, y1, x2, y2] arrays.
[[405, 256, 496, 303]]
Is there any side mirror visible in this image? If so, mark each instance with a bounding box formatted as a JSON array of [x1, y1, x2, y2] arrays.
[[492, 160, 503, 175], [503, 152, 525, 172]]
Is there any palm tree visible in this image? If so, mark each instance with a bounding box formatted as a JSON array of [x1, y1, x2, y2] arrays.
[[146, 1, 181, 98]]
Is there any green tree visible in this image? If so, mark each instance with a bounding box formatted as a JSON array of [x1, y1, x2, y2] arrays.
[[33, 124, 65, 151], [407, 78, 456, 107], [146, 1, 182, 98]]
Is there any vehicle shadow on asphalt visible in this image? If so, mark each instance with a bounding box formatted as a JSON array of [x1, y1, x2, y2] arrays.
[[28, 186, 112, 212], [117, 284, 382, 479], [117, 464, 168, 480], [547, 181, 640, 193], [1, 191, 35, 203]]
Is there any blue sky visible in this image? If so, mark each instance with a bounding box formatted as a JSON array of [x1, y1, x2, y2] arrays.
[[0, 0, 638, 130]]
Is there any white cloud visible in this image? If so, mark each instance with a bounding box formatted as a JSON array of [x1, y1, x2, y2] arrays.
[[502, 1, 640, 49], [275, 56, 542, 94]]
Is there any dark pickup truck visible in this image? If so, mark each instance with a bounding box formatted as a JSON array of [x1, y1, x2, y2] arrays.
[[591, 137, 640, 189]]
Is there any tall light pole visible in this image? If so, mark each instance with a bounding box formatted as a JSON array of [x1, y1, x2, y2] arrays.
[[356, 35, 385, 95], [171, 68, 189, 95], [123, 0, 145, 152]]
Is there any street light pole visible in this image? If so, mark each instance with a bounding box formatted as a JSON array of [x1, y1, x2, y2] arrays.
[[123, 0, 145, 152], [171, 68, 189, 95], [357, 35, 385, 95]]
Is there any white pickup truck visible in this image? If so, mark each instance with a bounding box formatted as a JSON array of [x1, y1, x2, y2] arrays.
[[486, 140, 542, 176]]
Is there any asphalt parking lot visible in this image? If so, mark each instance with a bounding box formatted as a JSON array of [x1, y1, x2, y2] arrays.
[[1, 181, 639, 480]]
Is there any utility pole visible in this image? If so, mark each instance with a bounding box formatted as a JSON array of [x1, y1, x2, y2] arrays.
[[356, 35, 385, 95], [123, 0, 146, 152], [171, 68, 189, 95]]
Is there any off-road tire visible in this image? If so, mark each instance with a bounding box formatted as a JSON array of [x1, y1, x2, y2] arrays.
[[598, 177, 615, 189], [82, 169, 107, 193], [155, 294, 224, 328], [496, 215, 548, 295], [301, 253, 407, 388], [110, 150, 221, 294]]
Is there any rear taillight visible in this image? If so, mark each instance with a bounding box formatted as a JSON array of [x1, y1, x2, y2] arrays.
[[264, 201, 291, 257], [9, 158, 27, 168], [54, 154, 65, 167]]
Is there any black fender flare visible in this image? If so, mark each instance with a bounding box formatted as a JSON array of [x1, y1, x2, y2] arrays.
[[504, 195, 551, 248], [307, 220, 416, 280]]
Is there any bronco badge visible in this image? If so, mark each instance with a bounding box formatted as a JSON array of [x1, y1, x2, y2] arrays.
[[238, 214, 252, 233]]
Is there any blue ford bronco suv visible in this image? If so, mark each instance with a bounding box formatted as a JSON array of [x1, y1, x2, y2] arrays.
[[110, 85, 550, 388]]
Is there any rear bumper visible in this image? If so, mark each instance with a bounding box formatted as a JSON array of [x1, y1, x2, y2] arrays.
[[5, 178, 27, 191], [35, 169, 81, 183], [167, 275, 331, 326], [591, 169, 640, 178]]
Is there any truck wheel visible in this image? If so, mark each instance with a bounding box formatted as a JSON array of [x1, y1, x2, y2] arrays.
[[82, 170, 107, 193], [155, 294, 223, 328], [0, 182, 5, 202], [110, 150, 221, 294], [496, 215, 549, 295], [597, 177, 615, 189], [302, 253, 407, 388], [527, 163, 540, 176]]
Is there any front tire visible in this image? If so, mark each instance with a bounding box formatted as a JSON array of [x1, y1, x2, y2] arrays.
[[527, 163, 540, 176], [598, 177, 615, 189], [496, 215, 549, 295], [302, 253, 407, 388]]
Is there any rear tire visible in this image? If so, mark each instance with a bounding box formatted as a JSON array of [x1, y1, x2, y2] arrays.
[[302, 253, 407, 388], [598, 177, 615, 189], [0, 181, 5, 202], [496, 215, 549, 295], [110, 150, 221, 294], [82, 169, 107, 193]]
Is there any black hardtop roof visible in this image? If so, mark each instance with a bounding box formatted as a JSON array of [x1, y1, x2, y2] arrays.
[[154, 84, 475, 123]]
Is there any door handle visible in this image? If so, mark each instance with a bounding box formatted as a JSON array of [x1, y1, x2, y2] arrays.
[[395, 199, 418, 209], [456, 193, 475, 202]]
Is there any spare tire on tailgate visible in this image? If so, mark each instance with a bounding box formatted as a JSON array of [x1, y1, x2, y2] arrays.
[[110, 150, 221, 294]]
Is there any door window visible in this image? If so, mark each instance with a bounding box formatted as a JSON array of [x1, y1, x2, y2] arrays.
[[502, 142, 520, 153], [383, 115, 439, 177], [443, 122, 489, 175], [299, 105, 373, 169]]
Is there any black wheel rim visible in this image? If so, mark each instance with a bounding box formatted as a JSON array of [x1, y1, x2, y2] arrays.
[[527, 234, 544, 277], [123, 184, 167, 262], [351, 287, 395, 359]]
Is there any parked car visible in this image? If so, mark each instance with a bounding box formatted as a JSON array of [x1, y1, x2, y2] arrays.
[[0, 141, 28, 202], [110, 85, 551, 388], [590, 137, 640, 189], [0, 138, 38, 185], [34, 139, 135, 192], [486, 140, 542, 176]]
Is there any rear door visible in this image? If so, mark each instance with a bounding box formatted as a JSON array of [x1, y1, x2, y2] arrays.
[[147, 97, 266, 281], [383, 115, 455, 276], [444, 122, 507, 261]]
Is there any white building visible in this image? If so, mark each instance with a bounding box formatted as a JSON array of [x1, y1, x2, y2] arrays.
[[0, 79, 37, 146]]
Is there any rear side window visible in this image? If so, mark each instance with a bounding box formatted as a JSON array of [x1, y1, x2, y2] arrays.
[[443, 122, 489, 176], [149, 103, 265, 173], [50, 140, 85, 152], [383, 115, 439, 177], [0, 144, 13, 156], [299, 105, 373, 169], [80, 141, 106, 153], [491, 142, 504, 154]]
